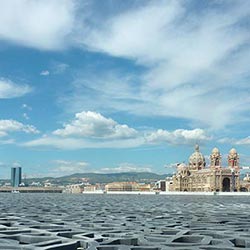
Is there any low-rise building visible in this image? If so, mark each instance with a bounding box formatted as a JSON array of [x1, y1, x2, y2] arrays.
[[105, 182, 139, 192], [138, 183, 151, 192], [64, 184, 83, 193], [153, 180, 166, 191], [84, 185, 96, 192], [165, 177, 173, 191]]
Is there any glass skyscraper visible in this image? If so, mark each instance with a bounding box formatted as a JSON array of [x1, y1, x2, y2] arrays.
[[11, 167, 22, 187]]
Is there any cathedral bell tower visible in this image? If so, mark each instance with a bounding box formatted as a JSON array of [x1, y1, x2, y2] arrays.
[[228, 148, 239, 168], [210, 147, 221, 168]]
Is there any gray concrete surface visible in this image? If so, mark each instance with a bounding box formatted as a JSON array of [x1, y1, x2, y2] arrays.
[[0, 193, 249, 249]]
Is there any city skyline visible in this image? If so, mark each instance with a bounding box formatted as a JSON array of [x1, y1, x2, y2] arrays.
[[0, 0, 250, 178]]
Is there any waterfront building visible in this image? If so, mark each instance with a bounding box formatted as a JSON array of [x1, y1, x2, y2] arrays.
[[105, 182, 154, 192], [170, 145, 240, 192], [165, 177, 173, 191], [11, 167, 22, 187], [153, 180, 166, 191], [64, 184, 84, 194], [84, 185, 96, 192], [138, 183, 151, 192], [105, 182, 139, 191]]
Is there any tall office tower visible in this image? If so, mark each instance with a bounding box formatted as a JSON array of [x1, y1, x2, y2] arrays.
[[11, 167, 22, 187]]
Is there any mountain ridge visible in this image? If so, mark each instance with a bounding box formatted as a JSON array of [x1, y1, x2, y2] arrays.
[[1, 172, 170, 186]]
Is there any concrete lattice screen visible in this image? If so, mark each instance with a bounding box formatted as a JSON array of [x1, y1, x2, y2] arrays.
[[0, 194, 249, 249]]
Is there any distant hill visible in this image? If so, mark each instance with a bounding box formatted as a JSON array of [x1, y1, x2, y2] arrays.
[[0, 172, 170, 186], [59, 172, 170, 185]]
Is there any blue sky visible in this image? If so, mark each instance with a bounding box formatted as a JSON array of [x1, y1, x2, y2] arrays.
[[0, 0, 250, 178]]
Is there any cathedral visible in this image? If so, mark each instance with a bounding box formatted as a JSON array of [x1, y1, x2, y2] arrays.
[[170, 145, 240, 192]]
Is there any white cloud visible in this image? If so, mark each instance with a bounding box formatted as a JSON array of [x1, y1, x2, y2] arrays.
[[0, 1, 249, 130], [0, 119, 39, 137], [69, 0, 250, 130], [50, 160, 89, 176], [59, 71, 143, 116], [0, 138, 15, 144], [82, 1, 183, 64], [23, 127, 210, 150], [40, 70, 50, 76], [23, 135, 144, 150], [0, 162, 8, 168], [0, 0, 76, 50], [99, 162, 152, 173], [235, 137, 250, 145], [82, 1, 249, 69], [0, 78, 31, 98], [23, 136, 84, 150], [53, 111, 138, 139], [23, 110, 142, 150], [164, 163, 180, 169], [145, 128, 210, 145], [0, 131, 7, 137], [217, 137, 235, 144], [22, 110, 213, 149], [217, 136, 250, 145]]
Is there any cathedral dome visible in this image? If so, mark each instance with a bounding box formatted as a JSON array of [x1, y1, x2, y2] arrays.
[[189, 144, 206, 167]]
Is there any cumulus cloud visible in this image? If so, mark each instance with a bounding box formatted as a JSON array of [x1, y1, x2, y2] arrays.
[[23, 112, 210, 149], [0, 119, 39, 137], [0, 0, 76, 50], [0, 78, 31, 98], [53, 111, 138, 139], [145, 128, 210, 145], [23, 111, 141, 150]]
